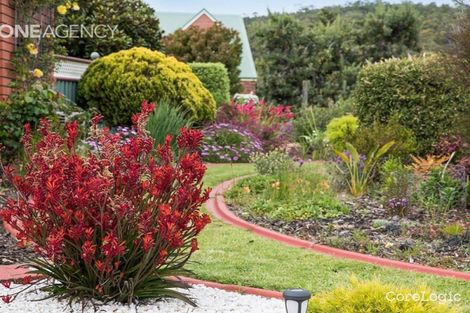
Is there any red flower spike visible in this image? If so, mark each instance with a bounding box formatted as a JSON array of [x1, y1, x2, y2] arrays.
[[1, 295, 12, 303], [1, 281, 11, 289], [142, 233, 155, 252], [177, 128, 203, 151], [21, 276, 33, 285], [65, 121, 79, 150], [1, 104, 211, 301]]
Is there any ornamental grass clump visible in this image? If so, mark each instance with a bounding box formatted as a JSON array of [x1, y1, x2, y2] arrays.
[[0, 102, 211, 305]]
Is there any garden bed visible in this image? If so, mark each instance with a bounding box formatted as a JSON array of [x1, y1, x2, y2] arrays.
[[227, 176, 470, 272]]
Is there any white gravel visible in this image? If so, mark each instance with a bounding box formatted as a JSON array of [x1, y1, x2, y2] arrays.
[[0, 283, 285, 313]]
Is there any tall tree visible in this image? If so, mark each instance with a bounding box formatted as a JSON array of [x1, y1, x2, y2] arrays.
[[58, 0, 163, 58], [254, 13, 313, 104], [163, 23, 243, 94], [357, 3, 421, 61], [449, 1, 470, 87], [250, 4, 421, 105]]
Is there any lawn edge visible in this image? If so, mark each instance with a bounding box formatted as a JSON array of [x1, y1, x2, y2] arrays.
[[206, 175, 470, 281]]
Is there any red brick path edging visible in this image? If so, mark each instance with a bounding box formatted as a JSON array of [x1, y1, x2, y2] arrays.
[[206, 176, 470, 281]]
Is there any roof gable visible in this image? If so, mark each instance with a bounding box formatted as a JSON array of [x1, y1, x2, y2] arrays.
[[182, 9, 217, 30]]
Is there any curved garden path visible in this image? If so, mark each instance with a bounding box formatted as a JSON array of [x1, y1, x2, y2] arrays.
[[206, 176, 470, 281]]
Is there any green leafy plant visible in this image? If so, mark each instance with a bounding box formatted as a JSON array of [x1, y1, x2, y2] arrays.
[[0, 83, 61, 160], [78, 47, 216, 126], [380, 157, 415, 216], [335, 141, 395, 196], [351, 116, 417, 159], [308, 278, 458, 313], [145, 102, 192, 148], [250, 149, 294, 176], [190, 63, 230, 105], [325, 115, 358, 150], [416, 167, 466, 213]]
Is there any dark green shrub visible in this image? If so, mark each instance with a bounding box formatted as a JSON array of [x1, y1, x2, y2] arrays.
[[0, 83, 60, 160], [145, 102, 192, 148], [190, 63, 230, 105], [351, 116, 417, 159], [78, 47, 216, 126], [354, 54, 469, 153]]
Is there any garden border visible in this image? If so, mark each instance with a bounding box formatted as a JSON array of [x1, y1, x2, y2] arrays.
[[206, 176, 470, 281]]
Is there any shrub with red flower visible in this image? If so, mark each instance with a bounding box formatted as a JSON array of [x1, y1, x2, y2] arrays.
[[217, 99, 294, 150], [0, 102, 211, 305]]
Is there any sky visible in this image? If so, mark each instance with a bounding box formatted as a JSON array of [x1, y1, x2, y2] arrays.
[[146, 0, 455, 16]]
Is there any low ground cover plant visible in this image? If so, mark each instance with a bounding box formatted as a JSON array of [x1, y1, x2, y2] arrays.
[[250, 149, 294, 175], [226, 163, 348, 221], [0, 103, 211, 305], [309, 278, 459, 313], [201, 123, 263, 163]]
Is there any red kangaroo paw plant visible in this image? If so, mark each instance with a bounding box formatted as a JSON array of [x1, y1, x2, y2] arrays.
[[0, 102, 211, 305]]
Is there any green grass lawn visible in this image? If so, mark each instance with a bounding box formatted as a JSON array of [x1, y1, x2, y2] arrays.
[[189, 163, 470, 309]]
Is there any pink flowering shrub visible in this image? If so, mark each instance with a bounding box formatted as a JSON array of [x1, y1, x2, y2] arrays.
[[217, 99, 295, 150], [0, 102, 211, 304]]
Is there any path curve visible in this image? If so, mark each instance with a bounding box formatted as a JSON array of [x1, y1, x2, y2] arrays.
[[206, 176, 470, 281]]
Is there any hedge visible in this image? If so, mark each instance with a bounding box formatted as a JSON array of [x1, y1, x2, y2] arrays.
[[78, 47, 216, 126], [354, 54, 469, 153], [190, 63, 230, 105]]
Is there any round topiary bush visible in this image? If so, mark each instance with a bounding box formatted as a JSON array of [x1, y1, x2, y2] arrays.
[[78, 47, 216, 125], [190, 63, 230, 105], [354, 54, 469, 153]]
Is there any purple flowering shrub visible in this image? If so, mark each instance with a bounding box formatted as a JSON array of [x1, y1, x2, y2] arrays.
[[201, 123, 263, 163], [83, 126, 137, 150]]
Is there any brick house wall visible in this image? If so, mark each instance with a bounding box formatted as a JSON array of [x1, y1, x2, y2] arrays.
[[189, 14, 215, 30], [0, 0, 15, 100], [240, 80, 256, 94]]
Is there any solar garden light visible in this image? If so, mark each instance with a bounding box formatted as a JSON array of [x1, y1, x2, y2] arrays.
[[90, 51, 100, 60], [283, 289, 311, 313]]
